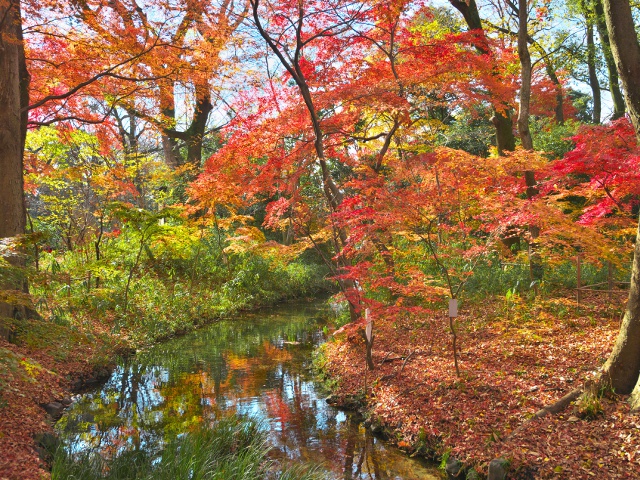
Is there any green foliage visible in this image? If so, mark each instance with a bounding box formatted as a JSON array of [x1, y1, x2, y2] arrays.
[[437, 110, 495, 157], [311, 346, 340, 393], [27, 223, 329, 346], [22, 125, 331, 348], [461, 253, 630, 299], [438, 448, 452, 471], [462, 254, 530, 298], [412, 427, 436, 456], [575, 389, 604, 419], [530, 118, 581, 159]]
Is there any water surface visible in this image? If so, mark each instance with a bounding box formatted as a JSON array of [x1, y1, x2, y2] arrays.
[[57, 300, 441, 479]]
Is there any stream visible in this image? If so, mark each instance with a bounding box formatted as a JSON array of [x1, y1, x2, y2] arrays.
[[56, 299, 441, 479]]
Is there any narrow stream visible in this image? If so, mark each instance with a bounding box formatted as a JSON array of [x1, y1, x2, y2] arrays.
[[56, 300, 441, 479]]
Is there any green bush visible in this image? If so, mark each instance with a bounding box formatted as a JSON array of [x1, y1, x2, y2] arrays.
[[27, 224, 330, 347]]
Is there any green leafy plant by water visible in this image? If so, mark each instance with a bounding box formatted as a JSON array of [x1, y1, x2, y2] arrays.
[[52, 415, 325, 480]]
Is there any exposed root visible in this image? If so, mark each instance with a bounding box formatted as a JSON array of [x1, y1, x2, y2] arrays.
[[379, 350, 416, 381], [532, 387, 583, 419], [507, 384, 590, 441]]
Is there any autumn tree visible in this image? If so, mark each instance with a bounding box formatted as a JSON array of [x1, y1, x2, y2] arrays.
[[598, 0, 640, 410], [27, 0, 246, 171], [0, 0, 30, 323], [448, 0, 517, 154], [2, 0, 184, 323], [247, 0, 370, 320], [193, 0, 533, 378]]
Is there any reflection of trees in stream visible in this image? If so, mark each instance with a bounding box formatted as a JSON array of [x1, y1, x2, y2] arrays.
[[343, 417, 386, 480], [59, 363, 166, 458], [58, 303, 439, 479], [58, 307, 326, 459], [343, 416, 389, 480]]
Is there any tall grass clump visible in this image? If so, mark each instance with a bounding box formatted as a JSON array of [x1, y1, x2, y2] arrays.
[[52, 415, 325, 480]]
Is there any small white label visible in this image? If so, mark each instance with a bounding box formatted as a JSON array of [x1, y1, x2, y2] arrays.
[[448, 299, 458, 317], [365, 309, 372, 342]]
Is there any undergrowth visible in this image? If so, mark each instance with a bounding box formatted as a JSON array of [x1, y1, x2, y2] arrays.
[[23, 237, 330, 348], [51, 415, 325, 480]]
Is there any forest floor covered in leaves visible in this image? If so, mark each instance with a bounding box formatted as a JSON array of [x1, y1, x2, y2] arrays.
[[0, 316, 121, 480], [320, 292, 640, 479]]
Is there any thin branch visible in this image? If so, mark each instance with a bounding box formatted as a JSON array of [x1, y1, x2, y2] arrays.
[[26, 38, 166, 112]]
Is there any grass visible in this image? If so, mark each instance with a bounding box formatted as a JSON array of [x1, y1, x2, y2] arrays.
[[52, 415, 326, 480]]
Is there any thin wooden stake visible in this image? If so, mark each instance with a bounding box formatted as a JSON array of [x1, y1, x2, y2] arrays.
[[608, 261, 613, 303], [450, 316, 460, 377], [576, 255, 582, 304]]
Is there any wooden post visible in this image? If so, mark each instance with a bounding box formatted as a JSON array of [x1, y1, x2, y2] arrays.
[[364, 309, 374, 371], [608, 261, 614, 303], [449, 299, 460, 377], [576, 255, 582, 304]]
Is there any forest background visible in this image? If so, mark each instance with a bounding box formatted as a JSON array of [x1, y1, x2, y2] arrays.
[[1, 0, 640, 478]]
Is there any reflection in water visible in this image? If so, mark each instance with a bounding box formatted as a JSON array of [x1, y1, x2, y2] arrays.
[[57, 301, 440, 479]]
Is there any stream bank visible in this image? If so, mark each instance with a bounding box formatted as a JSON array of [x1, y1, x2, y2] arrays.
[[0, 283, 328, 479], [318, 295, 640, 479], [51, 299, 441, 479]]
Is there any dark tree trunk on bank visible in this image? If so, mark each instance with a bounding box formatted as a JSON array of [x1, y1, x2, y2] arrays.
[[600, 0, 640, 409], [586, 17, 602, 123], [0, 0, 30, 325], [0, 1, 28, 240], [604, 219, 640, 400], [594, 0, 626, 120]]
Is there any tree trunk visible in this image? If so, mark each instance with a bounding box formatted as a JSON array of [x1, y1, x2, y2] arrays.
[[517, 0, 533, 151], [516, 0, 543, 291], [600, 0, 640, 408], [0, 1, 27, 240], [162, 134, 182, 169], [601, 0, 640, 138], [160, 87, 183, 168], [161, 85, 212, 170], [586, 17, 602, 123], [603, 219, 640, 397], [448, 0, 516, 156], [185, 88, 213, 168], [0, 0, 30, 325], [493, 112, 516, 155], [594, 0, 626, 120]]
